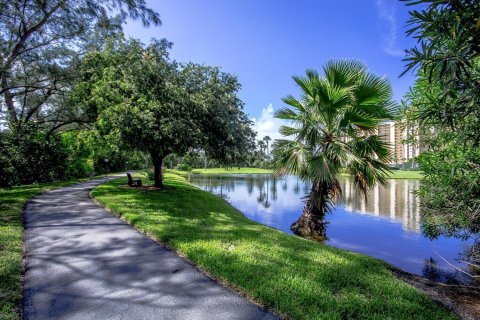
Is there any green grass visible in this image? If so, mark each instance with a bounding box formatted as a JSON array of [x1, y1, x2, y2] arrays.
[[92, 173, 454, 320], [164, 169, 190, 177], [387, 170, 424, 179], [190, 167, 273, 174], [0, 175, 116, 320], [340, 170, 424, 180]]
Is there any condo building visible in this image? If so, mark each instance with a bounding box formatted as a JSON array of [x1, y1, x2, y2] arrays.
[[376, 120, 421, 166]]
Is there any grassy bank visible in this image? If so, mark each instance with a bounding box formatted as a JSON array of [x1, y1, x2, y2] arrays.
[[0, 175, 115, 320], [92, 173, 453, 320], [190, 167, 273, 174], [387, 170, 423, 179], [339, 170, 423, 180]]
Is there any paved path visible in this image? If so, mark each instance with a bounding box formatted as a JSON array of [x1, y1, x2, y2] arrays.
[[23, 177, 278, 320]]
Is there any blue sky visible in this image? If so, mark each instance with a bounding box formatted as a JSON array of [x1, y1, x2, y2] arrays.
[[123, 0, 417, 140]]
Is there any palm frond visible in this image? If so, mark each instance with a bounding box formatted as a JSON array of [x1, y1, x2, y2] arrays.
[[275, 107, 299, 121], [323, 59, 365, 88], [339, 108, 380, 131], [356, 74, 396, 119], [279, 125, 300, 137], [282, 95, 306, 113], [274, 140, 309, 177], [309, 153, 337, 183], [350, 135, 392, 163], [292, 75, 314, 98]]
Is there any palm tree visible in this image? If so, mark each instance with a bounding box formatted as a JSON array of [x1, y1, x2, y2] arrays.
[[275, 60, 395, 240], [258, 140, 266, 156], [263, 136, 272, 156]]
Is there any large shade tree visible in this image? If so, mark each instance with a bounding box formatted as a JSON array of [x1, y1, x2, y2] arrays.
[[275, 60, 395, 240], [77, 38, 254, 187]]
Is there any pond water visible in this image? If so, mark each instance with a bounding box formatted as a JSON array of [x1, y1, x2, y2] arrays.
[[188, 174, 479, 285]]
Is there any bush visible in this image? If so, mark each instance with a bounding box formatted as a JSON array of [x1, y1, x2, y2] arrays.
[[0, 126, 67, 187], [176, 163, 192, 171], [0, 127, 149, 187], [142, 169, 155, 181]]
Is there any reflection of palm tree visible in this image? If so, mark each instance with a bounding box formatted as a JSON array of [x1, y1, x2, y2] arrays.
[[256, 176, 266, 204], [275, 60, 394, 240], [257, 190, 265, 204], [282, 178, 288, 191], [271, 177, 278, 200], [247, 176, 254, 195], [294, 177, 300, 195], [303, 182, 310, 194], [254, 176, 272, 208], [264, 178, 271, 208]]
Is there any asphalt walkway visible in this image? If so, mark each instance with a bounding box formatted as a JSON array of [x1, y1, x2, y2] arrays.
[[23, 177, 277, 320]]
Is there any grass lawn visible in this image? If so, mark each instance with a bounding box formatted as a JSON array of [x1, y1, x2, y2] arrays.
[[92, 173, 454, 320], [190, 167, 273, 174], [387, 170, 423, 179], [340, 170, 424, 180], [0, 175, 116, 320]]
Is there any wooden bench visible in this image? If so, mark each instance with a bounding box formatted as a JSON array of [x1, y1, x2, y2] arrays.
[[127, 173, 142, 187]]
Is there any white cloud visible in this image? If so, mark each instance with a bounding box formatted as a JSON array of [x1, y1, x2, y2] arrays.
[[251, 103, 286, 142], [375, 0, 405, 57]]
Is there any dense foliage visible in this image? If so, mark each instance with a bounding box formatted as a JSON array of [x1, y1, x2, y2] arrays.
[[0, 125, 66, 186], [275, 60, 395, 239], [402, 0, 480, 260], [0, 0, 160, 131]]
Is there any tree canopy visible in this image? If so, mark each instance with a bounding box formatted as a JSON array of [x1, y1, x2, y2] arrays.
[[0, 0, 160, 133], [76, 38, 255, 187]]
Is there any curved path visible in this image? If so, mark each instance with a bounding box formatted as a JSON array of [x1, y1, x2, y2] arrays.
[[23, 177, 277, 320]]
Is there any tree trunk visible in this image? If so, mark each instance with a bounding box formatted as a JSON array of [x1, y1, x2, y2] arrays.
[[151, 153, 164, 188], [290, 180, 328, 241]]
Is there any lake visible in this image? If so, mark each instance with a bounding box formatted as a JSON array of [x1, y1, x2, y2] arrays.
[[188, 173, 478, 285]]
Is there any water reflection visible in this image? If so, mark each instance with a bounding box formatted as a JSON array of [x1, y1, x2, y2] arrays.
[[340, 179, 421, 232], [188, 174, 478, 285]]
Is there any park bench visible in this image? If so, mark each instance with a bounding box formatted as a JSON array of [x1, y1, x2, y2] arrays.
[[127, 173, 142, 187]]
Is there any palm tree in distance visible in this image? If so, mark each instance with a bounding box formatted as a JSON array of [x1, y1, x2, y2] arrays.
[[258, 140, 266, 155], [263, 136, 272, 157], [275, 60, 395, 240]]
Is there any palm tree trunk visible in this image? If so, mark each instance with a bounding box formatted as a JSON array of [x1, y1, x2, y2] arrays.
[[291, 179, 328, 240]]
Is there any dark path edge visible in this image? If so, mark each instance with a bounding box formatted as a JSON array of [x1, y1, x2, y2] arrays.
[[88, 178, 285, 320]]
